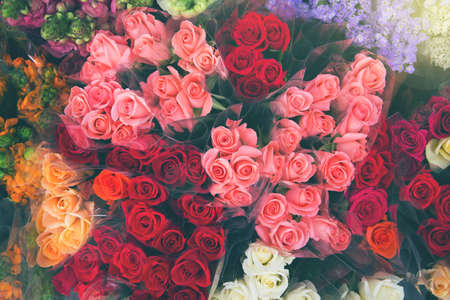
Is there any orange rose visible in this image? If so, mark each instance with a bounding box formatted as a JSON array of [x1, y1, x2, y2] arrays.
[[36, 229, 67, 268], [93, 170, 130, 202], [0, 281, 12, 299], [366, 221, 399, 259], [41, 153, 79, 192]]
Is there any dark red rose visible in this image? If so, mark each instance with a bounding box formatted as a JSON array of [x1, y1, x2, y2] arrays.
[[112, 243, 146, 283], [185, 146, 207, 186], [224, 47, 262, 76], [142, 256, 171, 298], [152, 226, 186, 254], [168, 286, 207, 300], [391, 119, 427, 161], [152, 148, 187, 187], [435, 185, 450, 224], [429, 104, 450, 139], [372, 126, 391, 152], [178, 194, 220, 226], [232, 12, 267, 50], [170, 249, 211, 288], [52, 266, 77, 296], [122, 201, 169, 244], [428, 96, 449, 112], [356, 151, 393, 189], [75, 273, 121, 300], [411, 106, 431, 131], [234, 74, 270, 101], [418, 219, 450, 257], [106, 147, 142, 173], [264, 14, 290, 52], [393, 154, 423, 185], [255, 59, 285, 88], [128, 176, 168, 206], [188, 226, 225, 261], [346, 188, 388, 234], [57, 124, 98, 165], [72, 244, 101, 283], [400, 171, 440, 209], [93, 226, 123, 264]]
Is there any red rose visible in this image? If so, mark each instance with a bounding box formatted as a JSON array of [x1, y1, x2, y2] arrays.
[[400, 171, 440, 209], [264, 14, 290, 52], [178, 194, 220, 226], [171, 249, 211, 288], [255, 59, 285, 88], [429, 104, 450, 138], [152, 148, 187, 187], [224, 47, 262, 75], [355, 151, 393, 189], [391, 119, 427, 161], [112, 243, 147, 283], [93, 226, 123, 264], [188, 226, 225, 261], [346, 188, 388, 234], [232, 12, 267, 50], [142, 256, 171, 298], [57, 124, 98, 165], [128, 176, 168, 206], [106, 147, 143, 173], [75, 274, 121, 300], [436, 185, 450, 224], [52, 266, 77, 296], [185, 146, 207, 186], [234, 74, 270, 101], [168, 286, 207, 300], [122, 201, 169, 244], [418, 219, 450, 257], [152, 226, 186, 254], [371, 123, 391, 152], [72, 245, 101, 283], [130, 290, 151, 300]]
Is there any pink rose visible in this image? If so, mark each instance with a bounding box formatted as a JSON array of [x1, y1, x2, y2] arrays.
[[179, 44, 218, 75], [335, 80, 366, 112], [140, 71, 159, 107], [305, 216, 351, 252], [260, 141, 285, 184], [158, 97, 194, 132], [111, 89, 154, 128], [299, 110, 335, 137], [219, 185, 254, 207], [305, 74, 340, 111], [121, 11, 166, 42], [272, 119, 303, 155], [85, 80, 121, 111], [180, 72, 212, 116], [111, 123, 138, 146], [336, 95, 383, 135], [226, 119, 258, 148], [215, 55, 229, 80], [132, 34, 171, 66], [271, 87, 313, 118], [257, 193, 288, 227], [256, 221, 309, 252], [202, 148, 233, 185], [211, 126, 240, 156], [172, 21, 206, 61], [81, 111, 114, 140], [79, 60, 116, 84], [286, 186, 322, 217], [334, 133, 368, 162], [316, 151, 355, 191], [151, 67, 182, 99], [282, 152, 316, 183], [64, 86, 91, 123], [230, 146, 261, 187], [87, 31, 132, 70], [344, 53, 386, 94]]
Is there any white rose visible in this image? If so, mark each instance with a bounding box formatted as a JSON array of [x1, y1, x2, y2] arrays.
[[338, 284, 361, 300], [246, 269, 290, 300], [283, 281, 321, 300], [426, 138, 450, 171], [243, 241, 294, 276], [358, 273, 404, 300], [213, 279, 256, 300]]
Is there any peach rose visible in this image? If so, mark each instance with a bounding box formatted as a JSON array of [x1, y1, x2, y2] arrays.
[[211, 126, 240, 155], [41, 153, 79, 192], [282, 152, 316, 183], [111, 89, 154, 128], [306, 216, 351, 252], [299, 110, 335, 137], [220, 185, 254, 207], [334, 133, 368, 162], [172, 20, 206, 60], [271, 87, 313, 118], [81, 111, 114, 140], [58, 210, 92, 255], [256, 221, 309, 252], [422, 261, 450, 299], [316, 151, 355, 191], [202, 148, 234, 185], [335, 80, 366, 112], [260, 141, 285, 184], [286, 186, 322, 217], [64, 86, 91, 123], [305, 74, 340, 111], [344, 53, 386, 94], [226, 119, 258, 148], [122, 10, 166, 41], [87, 31, 132, 69], [230, 146, 262, 187], [336, 94, 383, 135], [180, 72, 212, 116], [42, 188, 81, 219], [111, 123, 138, 146], [272, 119, 303, 154], [85, 80, 121, 111], [257, 193, 289, 226], [36, 229, 66, 267], [133, 34, 171, 66], [152, 67, 182, 99]]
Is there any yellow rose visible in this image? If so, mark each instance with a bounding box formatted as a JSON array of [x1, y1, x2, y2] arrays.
[[426, 138, 450, 171], [423, 261, 450, 299]]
